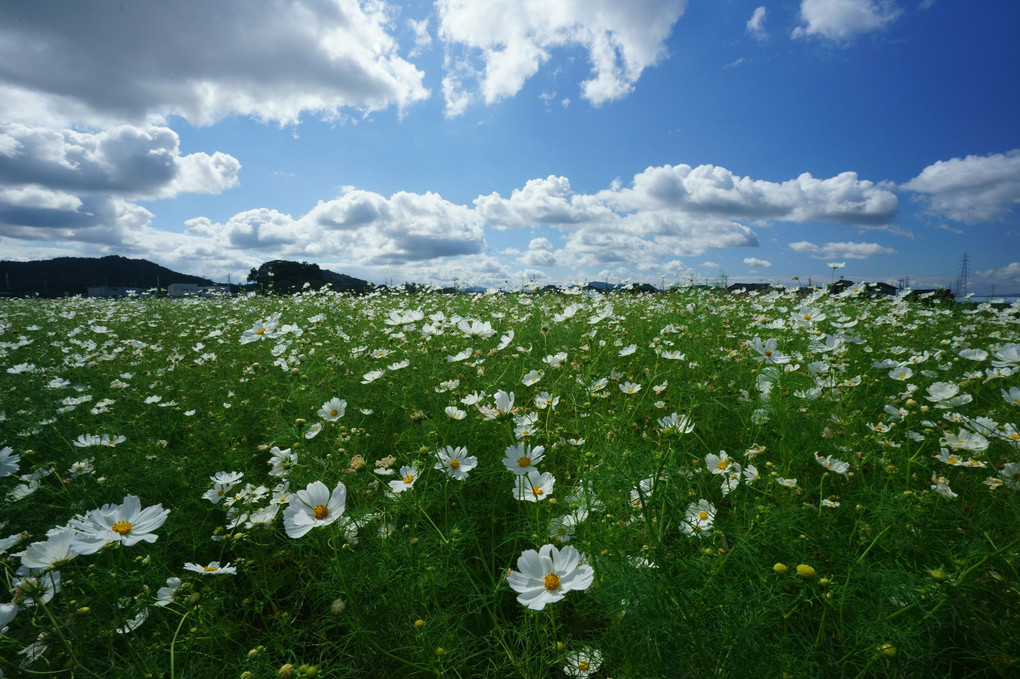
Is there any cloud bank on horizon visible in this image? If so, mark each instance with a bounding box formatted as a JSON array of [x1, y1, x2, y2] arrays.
[[1, 0, 1018, 294]]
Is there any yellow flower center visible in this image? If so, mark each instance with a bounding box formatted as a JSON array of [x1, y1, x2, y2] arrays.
[[518, 456, 531, 467], [717, 460, 728, 469], [313, 504, 329, 520], [764, 349, 773, 356], [1010, 433, 1020, 440], [532, 487, 544, 497], [255, 328, 265, 335], [578, 661, 590, 671], [699, 511, 709, 520], [330, 409, 339, 417], [111, 520, 133, 535], [403, 474, 415, 484], [543, 573, 560, 590], [449, 459, 461, 468], [203, 565, 219, 572], [803, 314, 811, 320]]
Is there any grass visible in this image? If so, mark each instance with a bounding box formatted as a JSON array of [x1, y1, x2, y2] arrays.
[[1, 285, 1018, 678]]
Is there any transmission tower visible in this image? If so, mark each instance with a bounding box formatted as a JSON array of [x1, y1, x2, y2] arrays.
[[956, 253, 970, 297]]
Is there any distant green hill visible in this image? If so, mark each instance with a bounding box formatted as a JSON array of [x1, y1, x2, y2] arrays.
[[0, 255, 214, 297], [247, 259, 375, 294]]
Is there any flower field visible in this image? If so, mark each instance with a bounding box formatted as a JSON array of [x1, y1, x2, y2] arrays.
[[1, 285, 1018, 678]]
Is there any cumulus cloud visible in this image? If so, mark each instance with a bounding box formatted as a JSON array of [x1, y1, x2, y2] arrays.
[[607, 164, 898, 225], [475, 176, 613, 229], [187, 189, 486, 266], [981, 262, 1020, 285], [437, 0, 687, 114], [789, 240, 896, 259], [0, 123, 239, 243], [743, 257, 772, 268], [0, 0, 429, 128], [747, 7, 769, 40], [901, 149, 1020, 223], [518, 237, 558, 267], [472, 163, 898, 271], [0, 123, 238, 199], [792, 0, 901, 42]]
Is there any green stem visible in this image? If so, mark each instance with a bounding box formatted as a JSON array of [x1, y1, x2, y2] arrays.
[[169, 609, 192, 679]]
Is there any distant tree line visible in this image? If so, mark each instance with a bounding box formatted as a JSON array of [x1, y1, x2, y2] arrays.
[[0, 256, 213, 297]]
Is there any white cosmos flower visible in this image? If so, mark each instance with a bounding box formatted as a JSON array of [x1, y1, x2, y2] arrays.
[[361, 370, 385, 384], [282, 481, 347, 539], [680, 499, 716, 537], [619, 381, 641, 394], [503, 443, 544, 475], [1003, 386, 1020, 406], [507, 543, 594, 610], [16, 527, 79, 570], [0, 446, 20, 477], [183, 561, 237, 575], [433, 446, 477, 481], [522, 370, 544, 386], [941, 428, 989, 452], [657, 412, 695, 434], [814, 454, 850, 478], [457, 319, 495, 339], [154, 577, 182, 606], [445, 406, 467, 420], [515, 470, 555, 502], [749, 337, 790, 364], [69, 495, 170, 552], [447, 348, 473, 362], [388, 466, 419, 494], [318, 397, 347, 422]]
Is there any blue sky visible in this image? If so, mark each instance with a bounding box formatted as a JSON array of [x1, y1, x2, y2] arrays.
[[1, 0, 1019, 295]]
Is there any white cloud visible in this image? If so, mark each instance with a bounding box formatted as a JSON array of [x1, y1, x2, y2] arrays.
[[609, 164, 898, 225], [436, 0, 687, 114], [981, 262, 1020, 284], [743, 257, 772, 268], [792, 0, 901, 42], [0, 0, 429, 128], [789, 240, 896, 259], [517, 236, 557, 266], [747, 7, 769, 40], [188, 189, 486, 266], [407, 17, 433, 57], [901, 149, 1020, 223], [0, 123, 239, 243], [475, 176, 612, 229], [0, 123, 239, 199]]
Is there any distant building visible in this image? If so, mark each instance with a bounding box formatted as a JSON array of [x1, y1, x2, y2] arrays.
[[726, 283, 772, 295], [168, 283, 229, 297], [86, 286, 143, 298]]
